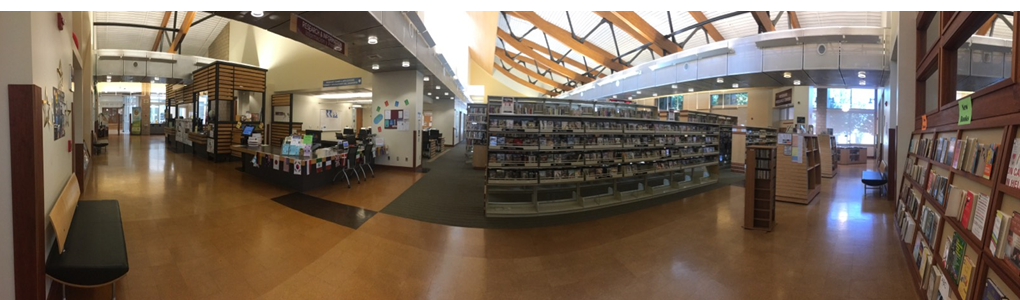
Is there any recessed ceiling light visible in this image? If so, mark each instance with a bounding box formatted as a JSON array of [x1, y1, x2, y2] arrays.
[[716, 78, 724, 83], [423, 76, 429, 81], [628, 96, 633, 100], [636, 91, 641, 94], [783, 72, 792, 79], [106, 75, 111, 80], [427, 92, 431, 96], [402, 60, 410, 67], [859, 79, 866, 86], [371, 64, 379, 70], [367, 36, 378, 45], [688, 88, 694, 92], [793, 79, 801, 85], [444, 92, 449, 95], [652, 93, 657, 96], [732, 83, 739, 88], [250, 11, 264, 18], [858, 71, 866, 79], [450, 97, 454, 100], [671, 84, 678, 89], [435, 86, 440, 90], [154, 77, 160, 81], [612, 95, 617, 98]]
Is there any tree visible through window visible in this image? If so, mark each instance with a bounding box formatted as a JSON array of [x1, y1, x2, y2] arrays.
[[710, 92, 748, 108], [827, 88, 876, 145], [656, 95, 683, 111]]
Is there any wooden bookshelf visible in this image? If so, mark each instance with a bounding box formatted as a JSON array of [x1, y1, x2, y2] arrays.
[[744, 146, 776, 231], [775, 134, 821, 204], [836, 146, 867, 165], [467, 103, 489, 169], [731, 126, 778, 173], [819, 134, 838, 178], [483, 96, 720, 217]]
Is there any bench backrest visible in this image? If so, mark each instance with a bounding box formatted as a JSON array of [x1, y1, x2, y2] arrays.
[[880, 160, 888, 180], [49, 175, 80, 253]]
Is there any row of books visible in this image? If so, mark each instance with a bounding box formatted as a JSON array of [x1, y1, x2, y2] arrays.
[[920, 205, 942, 244], [945, 187, 991, 241], [911, 137, 934, 158], [907, 164, 927, 186], [943, 231, 975, 296], [488, 102, 655, 119], [927, 171, 951, 206], [1006, 138, 1020, 189], [954, 139, 997, 180], [487, 158, 714, 181], [754, 169, 772, 180]]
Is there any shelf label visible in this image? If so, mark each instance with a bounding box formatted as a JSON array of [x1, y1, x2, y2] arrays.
[[958, 97, 972, 125]]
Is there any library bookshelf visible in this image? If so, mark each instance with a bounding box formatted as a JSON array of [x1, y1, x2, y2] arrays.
[[837, 146, 868, 165], [467, 103, 488, 169], [819, 134, 838, 178], [483, 96, 720, 217], [775, 135, 821, 204], [731, 126, 779, 173], [892, 11, 1020, 300], [744, 146, 777, 231], [674, 111, 737, 168]]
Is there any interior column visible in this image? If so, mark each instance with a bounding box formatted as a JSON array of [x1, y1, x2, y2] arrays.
[[369, 70, 424, 169]]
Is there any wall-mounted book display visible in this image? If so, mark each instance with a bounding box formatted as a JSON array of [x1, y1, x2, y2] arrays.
[[483, 96, 720, 217]]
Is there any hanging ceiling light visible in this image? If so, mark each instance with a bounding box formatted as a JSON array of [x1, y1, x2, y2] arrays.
[[371, 64, 379, 70], [250, 11, 264, 18], [793, 79, 801, 85], [783, 72, 792, 79], [402, 60, 410, 67], [154, 77, 159, 81], [716, 78, 724, 83], [367, 36, 378, 45]]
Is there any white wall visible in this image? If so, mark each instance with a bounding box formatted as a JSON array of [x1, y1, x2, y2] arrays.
[[288, 94, 356, 141], [894, 12, 918, 175], [432, 99, 455, 146], [368, 70, 423, 168], [0, 11, 33, 300]]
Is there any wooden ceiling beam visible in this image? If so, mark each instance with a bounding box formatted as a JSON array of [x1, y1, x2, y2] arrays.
[[688, 11, 725, 42], [787, 11, 801, 29], [493, 62, 557, 96], [508, 11, 629, 71], [594, 11, 682, 56], [151, 11, 172, 51], [518, 38, 605, 78], [751, 11, 775, 32], [495, 50, 572, 91], [977, 14, 997, 36], [167, 11, 196, 54], [497, 29, 594, 84]]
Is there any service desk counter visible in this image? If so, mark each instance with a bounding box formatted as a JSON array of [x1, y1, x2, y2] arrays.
[[233, 146, 347, 191]]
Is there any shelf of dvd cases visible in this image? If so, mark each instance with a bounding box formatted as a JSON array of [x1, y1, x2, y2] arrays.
[[743, 146, 776, 231], [483, 96, 720, 217]]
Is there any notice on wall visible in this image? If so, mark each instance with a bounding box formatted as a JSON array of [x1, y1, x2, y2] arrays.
[[791, 136, 803, 163], [958, 96, 972, 125], [500, 97, 515, 114], [384, 109, 404, 130], [778, 133, 793, 145]]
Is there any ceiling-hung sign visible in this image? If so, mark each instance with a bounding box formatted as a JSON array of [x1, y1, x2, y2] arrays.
[[323, 77, 362, 88], [290, 13, 347, 55], [775, 89, 792, 107]]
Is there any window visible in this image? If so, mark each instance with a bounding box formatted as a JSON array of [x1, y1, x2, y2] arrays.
[[827, 88, 876, 145], [655, 95, 682, 111], [710, 92, 748, 108]]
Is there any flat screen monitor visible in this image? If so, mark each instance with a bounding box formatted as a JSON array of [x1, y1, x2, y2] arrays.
[[241, 125, 255, 136], [343, 128, 355, 135]]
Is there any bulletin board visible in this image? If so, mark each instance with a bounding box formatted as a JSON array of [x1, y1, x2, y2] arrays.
[[384, 109, 407, 131]]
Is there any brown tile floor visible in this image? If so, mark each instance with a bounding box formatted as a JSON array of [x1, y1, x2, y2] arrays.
[[65, 135, 917, 299]]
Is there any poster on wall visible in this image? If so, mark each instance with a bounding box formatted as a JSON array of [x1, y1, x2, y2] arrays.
[[778, 133, 793, 145], [52, 87, 66, 140], [384, 109, 404, 130]]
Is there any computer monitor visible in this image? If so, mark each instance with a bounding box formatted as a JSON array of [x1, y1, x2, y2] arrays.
[[343, 128, 355, 135], [241, 125, 255, 136], [359, 128, 372, 138]]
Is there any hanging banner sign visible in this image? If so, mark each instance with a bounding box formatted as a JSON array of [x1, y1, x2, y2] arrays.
[[290, 13, 347, 55], [323, 77, 362, 87], [775, 89, 792, 106]]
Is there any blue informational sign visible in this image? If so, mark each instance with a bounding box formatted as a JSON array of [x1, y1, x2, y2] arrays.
[[323, 77, 362, 87]]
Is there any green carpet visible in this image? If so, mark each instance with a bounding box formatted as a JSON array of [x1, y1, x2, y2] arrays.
[[380, 145, 745, 228]]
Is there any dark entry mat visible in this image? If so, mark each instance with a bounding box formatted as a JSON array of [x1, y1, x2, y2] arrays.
[[271, 193, 377, 229]]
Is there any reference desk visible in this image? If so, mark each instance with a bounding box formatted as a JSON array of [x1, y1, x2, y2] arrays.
[[233, 145, 347, 191]]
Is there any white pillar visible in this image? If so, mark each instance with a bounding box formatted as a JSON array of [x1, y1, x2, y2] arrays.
[[369, 70, 424, 168]]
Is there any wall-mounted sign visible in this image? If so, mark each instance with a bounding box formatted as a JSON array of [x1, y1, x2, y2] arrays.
[[958, 96, 972, 125], [323, 77, 362, 87], [290, 13, 346, 55], [775, 89, 792, 107]]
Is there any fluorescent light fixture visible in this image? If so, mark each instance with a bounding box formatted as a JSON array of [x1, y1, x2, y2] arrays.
[[671, 84, 678, 89], [859, 79, 866, 86], [793, 79, 801, 85], [367, 36, 378, 45], [732, 83, 738, 88], [352, 105, 362, 108], [688, 88, 694, 92], [858, 71, 866, 79], [402, 60, 410, 67], [716, 78, 724, 83], [783, 72, 791, 78], [423, 76, 429, 81], [250, 11, 264, 18], [317, 92, 373, 100], [371, 64, 379, 70]]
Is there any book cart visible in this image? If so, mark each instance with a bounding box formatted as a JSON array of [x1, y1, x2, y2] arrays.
[[467, 103, 489, 169], [892, 11, 1020, 300], [731, 126, 779, 173], [819, 134, 838, 178], [775, 134, 822, 204], [744, 146, 777, 231], [483, 96, 720, 217]]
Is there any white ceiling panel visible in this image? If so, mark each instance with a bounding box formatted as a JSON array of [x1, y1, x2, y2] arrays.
[[94, 11, 228, 57], [796, 11, 883, 28], [704, 11, 759, 41], [989, 16, 1014, 40]]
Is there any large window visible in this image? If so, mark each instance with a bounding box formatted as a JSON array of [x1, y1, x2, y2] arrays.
[[827, 88, 876, 145], [710, 92, 748, 108], [655, 95, 682, 111]]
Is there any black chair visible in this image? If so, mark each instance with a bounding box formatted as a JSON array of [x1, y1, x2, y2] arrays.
[[862, 162, 888, 196]]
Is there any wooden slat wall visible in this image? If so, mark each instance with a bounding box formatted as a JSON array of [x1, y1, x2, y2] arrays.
[[270, 122, 301, 147], [215, 126, 233, 154], [272, 94, 291, 107]]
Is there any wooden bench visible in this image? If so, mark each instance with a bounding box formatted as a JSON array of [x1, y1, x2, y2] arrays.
[[46, 176, 128, 299], [862, 161, 888, 196]]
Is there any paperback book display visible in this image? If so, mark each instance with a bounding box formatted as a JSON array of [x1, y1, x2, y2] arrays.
[[483, 96, 720, 217], [897, 128, 1020, 300]]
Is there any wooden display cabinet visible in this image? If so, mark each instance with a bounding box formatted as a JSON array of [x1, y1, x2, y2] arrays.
[[744, 146, 776, 231], [775, 135, 821, 204]]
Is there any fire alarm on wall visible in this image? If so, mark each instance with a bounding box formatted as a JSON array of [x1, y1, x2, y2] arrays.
[[56, 13, 64, 31]]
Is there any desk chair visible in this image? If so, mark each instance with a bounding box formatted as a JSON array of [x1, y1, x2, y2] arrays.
[[333, 144, 361, 188], [358, 141, 375, 179]]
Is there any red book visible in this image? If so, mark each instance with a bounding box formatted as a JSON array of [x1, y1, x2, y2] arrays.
[[961, 191, 975, 229]]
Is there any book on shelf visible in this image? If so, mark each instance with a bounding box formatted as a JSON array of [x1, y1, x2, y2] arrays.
[[961, 191, 976, 230], [1009, 211, 1020, 275], [958, 256, 973, 300], [1010, 137, 1020, 189], [984, 278, 1006, 300], [947, 232, 966, 285], [971, 193, 989, 240], [938, 267, 952, 300], [953, 138, 964, 168], [991, 211, 1014, 259], [946, 186, 965, 218]]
